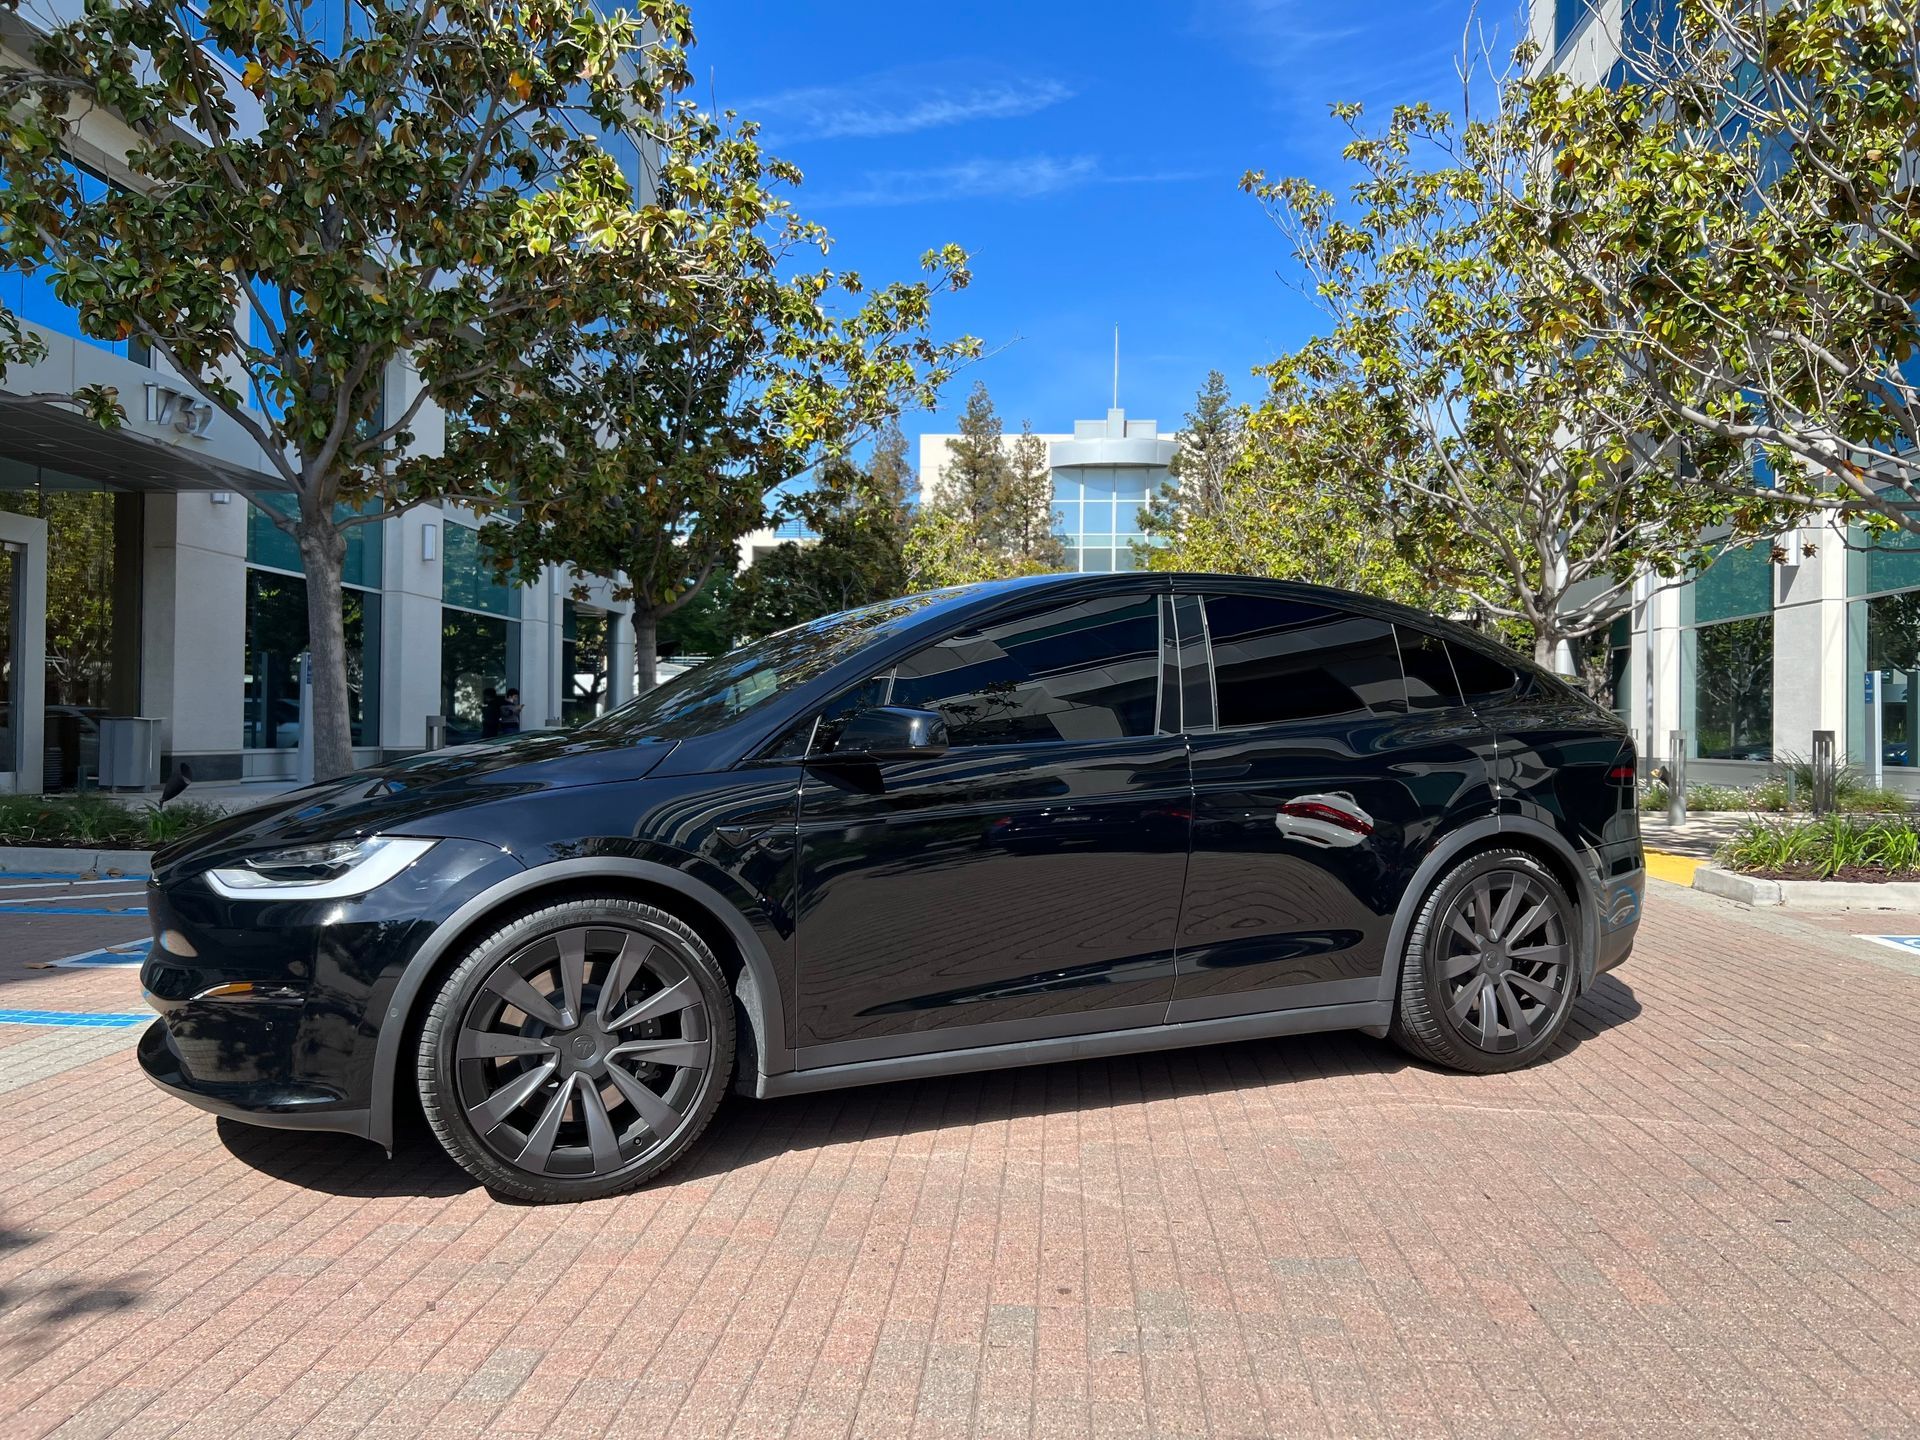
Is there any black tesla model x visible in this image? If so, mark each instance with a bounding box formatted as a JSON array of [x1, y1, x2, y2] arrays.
[[141, 573, 1644, 1202]]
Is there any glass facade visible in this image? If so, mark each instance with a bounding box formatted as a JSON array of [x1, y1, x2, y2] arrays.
[[1682, 541, 1774, 761], [243, 496, 383, 750], [0, 162, 152, 366], [441, 609, 520, 742], [441, 519, 522, 741], [562, 606, 611, 725], [1051, 465, 1167, 573], [442, 520, 521, 617], [242, 571, 381, 750], [1846, 527, 1920, 768]]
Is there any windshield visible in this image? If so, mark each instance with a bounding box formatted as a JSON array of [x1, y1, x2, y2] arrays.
[[582, 591, 955, 741]]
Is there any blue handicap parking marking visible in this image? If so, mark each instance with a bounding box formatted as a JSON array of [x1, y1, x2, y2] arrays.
[[1857, 935, 1920, 955], [52, 939, 152, 968], [0, 1009, 149, 1028]]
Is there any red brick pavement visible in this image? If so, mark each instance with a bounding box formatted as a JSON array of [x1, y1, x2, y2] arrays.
[[2, 882, 1919, 1438]]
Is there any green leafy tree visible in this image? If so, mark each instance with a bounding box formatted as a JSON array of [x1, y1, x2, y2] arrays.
[[732, 422, 915, 638], [461, 107, 976, 691], [1139, 362, 1475, 612], [657, 570, 737, 660], [0, 0, 693, 777], [1521, 0, 1920, 544], [908, 383, 1064, 585], [1241, 85, 1776, 670], [1142, 370, 1241, 544]]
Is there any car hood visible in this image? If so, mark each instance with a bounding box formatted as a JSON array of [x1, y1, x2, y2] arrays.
[[152, 730, 677, 879]]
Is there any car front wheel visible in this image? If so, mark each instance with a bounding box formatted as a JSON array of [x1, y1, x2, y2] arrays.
[[1389, 849, 1578, 1074], [417, 898, 734, 1202]]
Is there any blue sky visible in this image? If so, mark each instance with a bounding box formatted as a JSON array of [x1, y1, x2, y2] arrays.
[[693, 0, 1495, 445]]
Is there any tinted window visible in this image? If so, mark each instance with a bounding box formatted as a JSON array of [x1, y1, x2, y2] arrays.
[[891, 595, 1161, 747], [584, 593, 943, 741], [767, 674, 891, 759], [1446, 640, 1523, 706], [1203, 595, 1404, 727], [1397, 627, 1463, 711]]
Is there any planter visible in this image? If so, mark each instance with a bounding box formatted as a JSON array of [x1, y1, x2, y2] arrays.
[[0, 846, 153, 878], [1693, 864, 1920, 910]]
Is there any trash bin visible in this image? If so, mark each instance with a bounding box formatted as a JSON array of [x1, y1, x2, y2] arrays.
[[99, 716, 163, 791]]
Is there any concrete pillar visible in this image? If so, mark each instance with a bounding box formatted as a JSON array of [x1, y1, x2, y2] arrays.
[[381, 501, 445, 758], [141, 492, 248, 778], [1774, 516, 1850, 764], [0, 510, 47, 793]]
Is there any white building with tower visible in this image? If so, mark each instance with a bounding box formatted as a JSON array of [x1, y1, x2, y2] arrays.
[[917, 407, 1177, 574]]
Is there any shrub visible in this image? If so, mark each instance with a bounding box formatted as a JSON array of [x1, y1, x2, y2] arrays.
[[0, 795, 225, 850], [1718, 814, 1920, 879]]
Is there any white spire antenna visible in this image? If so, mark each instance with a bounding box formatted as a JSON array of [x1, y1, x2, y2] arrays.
[[1112, 325, 1120, 409]]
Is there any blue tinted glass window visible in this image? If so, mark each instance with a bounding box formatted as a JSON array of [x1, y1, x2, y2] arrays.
[[893, 594, 1161, 746], [0, 162, 151, 365], [245, 494, 384, 589], [1204, 595, 1405, 726], [442, 520, 521, 618], [1691, 540, 1772, 623]]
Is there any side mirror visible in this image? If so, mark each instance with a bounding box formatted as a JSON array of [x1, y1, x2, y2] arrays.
[[823, 706, 949, 762]]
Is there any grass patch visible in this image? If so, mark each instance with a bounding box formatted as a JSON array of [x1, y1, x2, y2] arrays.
[[0, 794, 225, 850], [1717, 814, 1920, 880]]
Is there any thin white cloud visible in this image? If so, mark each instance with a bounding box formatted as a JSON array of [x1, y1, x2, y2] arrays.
[[746, 69, 1074, 142], [815, 155, 1205, 208]]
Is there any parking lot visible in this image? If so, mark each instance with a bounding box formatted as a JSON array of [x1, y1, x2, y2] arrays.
[[2, 874, 1919, 1438]]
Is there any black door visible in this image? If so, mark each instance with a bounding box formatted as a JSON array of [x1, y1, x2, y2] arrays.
[[792, 592, 1190, 1066], [1170, 593, 1496, 1022]]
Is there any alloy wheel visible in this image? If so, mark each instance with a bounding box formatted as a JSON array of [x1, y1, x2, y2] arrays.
[[1436, 869, 1571, 1054], [452, 924, 713, 1179]]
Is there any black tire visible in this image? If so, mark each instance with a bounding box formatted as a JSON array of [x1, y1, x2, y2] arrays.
[[417, 897, 735, 1203], [1389, 849, 1579, 1074]]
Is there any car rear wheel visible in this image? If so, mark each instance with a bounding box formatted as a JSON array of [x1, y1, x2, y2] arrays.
[[417, 898, 734, 1202], [1389, 849, 1578, 1074]]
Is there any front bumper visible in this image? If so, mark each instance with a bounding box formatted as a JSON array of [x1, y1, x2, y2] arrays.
[[138, 1018, 372, 1137], [138, 837, 522, 1138]]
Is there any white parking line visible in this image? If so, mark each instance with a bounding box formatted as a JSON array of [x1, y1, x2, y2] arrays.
[[0, 890, 147, 905], [0, 878, 143, 891]]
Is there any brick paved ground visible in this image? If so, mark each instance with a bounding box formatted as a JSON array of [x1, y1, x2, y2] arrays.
[[2, 880, 1919, 1439]]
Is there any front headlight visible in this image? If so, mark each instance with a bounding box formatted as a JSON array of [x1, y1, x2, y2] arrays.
[[204, 835, 439, 900]]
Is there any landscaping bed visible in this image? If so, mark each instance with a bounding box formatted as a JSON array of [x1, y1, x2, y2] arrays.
[[0, 794, 224, 851]]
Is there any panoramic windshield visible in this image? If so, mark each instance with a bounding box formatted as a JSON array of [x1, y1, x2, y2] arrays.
[[582, 591, 954, 741]]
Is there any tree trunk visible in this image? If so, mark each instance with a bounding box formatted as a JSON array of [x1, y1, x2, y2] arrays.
[[1532, 628, 1577, 678], [633, 605, 659, 695], [295, 510, 355, 781]]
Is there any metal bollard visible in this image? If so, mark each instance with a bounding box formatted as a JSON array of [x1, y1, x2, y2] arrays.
[[1812, 730, 1836, 815], [1667, 731, 1687, 827], [425, 714, 448, 752]]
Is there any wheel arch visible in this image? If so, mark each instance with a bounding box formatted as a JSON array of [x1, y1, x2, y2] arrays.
[[366, 857, 790, 1151], [1373, 816, 1601, 1008]]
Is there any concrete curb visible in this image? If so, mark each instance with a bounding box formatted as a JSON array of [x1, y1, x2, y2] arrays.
[[1694, 864, 1920, 911], [0, 847, 153, 878]]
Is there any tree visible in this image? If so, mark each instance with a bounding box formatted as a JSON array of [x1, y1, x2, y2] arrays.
[[1005, 422, 1068, 572], [1142, 370, 1241, 544], [657, 570, 738, 660], [1137, 362, 1477, 613], [1240, 85, 1778, 671], [461, 106, 976, 691], [0, 0, 693, 777], [1520, 0, 1920, 547], [732, 422, 915, 638], [907, 382, 1064, 585]]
